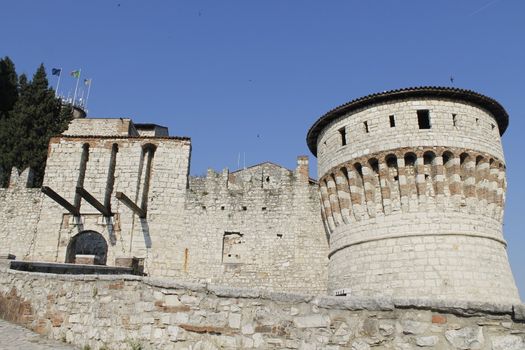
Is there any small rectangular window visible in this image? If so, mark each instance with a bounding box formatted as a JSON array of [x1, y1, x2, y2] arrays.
[[452, 114, 457, 127], [364, 121, 369, 133], [338, 127, 347, 146], [475, 118, 480, 126], [417, 110, 431, 129], [389, 115, 395, 127]]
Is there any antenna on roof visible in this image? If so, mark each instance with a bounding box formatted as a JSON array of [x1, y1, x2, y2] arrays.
[[243, 152, 246, 169]]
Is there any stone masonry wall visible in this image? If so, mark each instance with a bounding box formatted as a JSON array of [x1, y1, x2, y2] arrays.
[[314, 96, 520, 304], [30, 134, 192, 278], [0, 189, 42, 259], [316, 99, 504, 177], [182, 159, 329, 293], [0, 118, 328, 294], [1, 265, 524, 350], [64, 118, 139, 137], [0, 169, 42, 260]]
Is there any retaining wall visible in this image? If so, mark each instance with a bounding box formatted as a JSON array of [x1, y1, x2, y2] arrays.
[[1, 265, 524, 350]]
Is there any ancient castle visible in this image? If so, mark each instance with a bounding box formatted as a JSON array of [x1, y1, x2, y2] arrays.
[[0, 86, 520, 302], [1, 87, 523, 349]]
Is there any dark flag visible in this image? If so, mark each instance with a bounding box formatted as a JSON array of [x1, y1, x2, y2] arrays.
[[52, 68, 62, 76]]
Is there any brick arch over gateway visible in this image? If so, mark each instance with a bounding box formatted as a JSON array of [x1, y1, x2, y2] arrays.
[[65, 230, 108, 265]]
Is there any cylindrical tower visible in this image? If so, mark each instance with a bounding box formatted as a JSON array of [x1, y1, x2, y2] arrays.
[[307, 87, 520, 304]]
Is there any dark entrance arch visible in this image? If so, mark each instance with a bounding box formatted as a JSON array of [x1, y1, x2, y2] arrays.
[[65, 230, 108, 265]]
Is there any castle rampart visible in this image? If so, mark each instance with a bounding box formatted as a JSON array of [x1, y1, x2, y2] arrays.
[[181, 160, 328, 293], [0, 118, 328, 293]]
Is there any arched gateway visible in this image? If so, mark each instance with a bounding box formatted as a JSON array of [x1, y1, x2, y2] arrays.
[[65, 230, 108, 265]]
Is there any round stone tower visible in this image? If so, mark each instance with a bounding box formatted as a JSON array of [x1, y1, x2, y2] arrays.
[[307, 87, 520, 304]]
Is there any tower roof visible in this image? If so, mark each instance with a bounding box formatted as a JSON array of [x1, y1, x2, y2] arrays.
[[306, 86, 509, 156]]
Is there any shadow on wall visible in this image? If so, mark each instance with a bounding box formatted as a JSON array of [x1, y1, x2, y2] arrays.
[[65, 230, 108, 265], [0, 167, 36, 189]]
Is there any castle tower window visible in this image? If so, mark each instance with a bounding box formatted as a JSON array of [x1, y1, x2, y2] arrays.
[[364, 121, 369, 133], [339, 127, 347, 146], [452, 114, 457, 127], [417, 110, 431, 129], [389, 115, 395, 127]]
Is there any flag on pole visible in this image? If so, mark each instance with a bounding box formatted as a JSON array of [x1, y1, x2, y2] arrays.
[[84, 79, 92, 86], [51, 68, 61, 76], [70, 70, 80, 78]]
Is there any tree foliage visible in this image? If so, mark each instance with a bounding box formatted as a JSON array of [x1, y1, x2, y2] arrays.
[[0, 56, 18, 117], [0, 59, 73, 187]]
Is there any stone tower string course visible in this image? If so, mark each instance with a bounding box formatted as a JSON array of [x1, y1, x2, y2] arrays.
[[307, 86, 520, 303]]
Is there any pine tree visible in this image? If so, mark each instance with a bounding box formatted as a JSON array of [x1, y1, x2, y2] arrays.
[[0, 56, 18, 117], [0, 63, 73, 186]]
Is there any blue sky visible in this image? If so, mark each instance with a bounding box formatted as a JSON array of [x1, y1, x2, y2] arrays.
[[1, 0, 524, 299]]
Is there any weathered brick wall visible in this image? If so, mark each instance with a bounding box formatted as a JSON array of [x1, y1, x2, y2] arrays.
[[1, 266, 524, 350], [313, 95, 520, 303]]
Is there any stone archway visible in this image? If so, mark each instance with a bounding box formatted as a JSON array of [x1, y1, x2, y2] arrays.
[[65, 230, 108, 265]]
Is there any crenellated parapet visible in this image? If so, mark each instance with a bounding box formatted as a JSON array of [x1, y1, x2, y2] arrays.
[[319, 147, 507, 235]]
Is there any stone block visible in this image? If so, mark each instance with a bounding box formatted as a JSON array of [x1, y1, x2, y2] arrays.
[[416, 336, 439, 347], [293, 314, 331, 328], [445, 326, 484, 349], [491, 335, 524, 350], [74, 255, 96, 265]]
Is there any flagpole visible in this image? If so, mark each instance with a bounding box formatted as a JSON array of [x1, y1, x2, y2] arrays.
[[55, 68, 62, 96], [72, 69, 81, 107], [85, 80, 92, 109], [80, 88, 85, 107]]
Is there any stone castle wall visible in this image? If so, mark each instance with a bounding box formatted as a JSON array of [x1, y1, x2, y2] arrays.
[[0, 118, 328, 293], [1, 265, 524, 350], [0, 169, 43, 259], [182, 160, 328, 293], [311, 94, 520, 303]]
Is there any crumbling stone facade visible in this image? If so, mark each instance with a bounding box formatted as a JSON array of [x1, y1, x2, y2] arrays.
[[307, 87, 520, 304]]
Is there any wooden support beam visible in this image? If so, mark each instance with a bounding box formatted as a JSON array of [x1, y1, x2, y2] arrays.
[[41, 186, 80, 216], [116, 191, 146, 218], [76, 187, 111, 217]]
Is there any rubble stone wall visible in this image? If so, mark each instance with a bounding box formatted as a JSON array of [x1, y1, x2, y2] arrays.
[[183, 160, 328, 293], [0, 188, 42, 259], [1, 266, 524, 350]]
